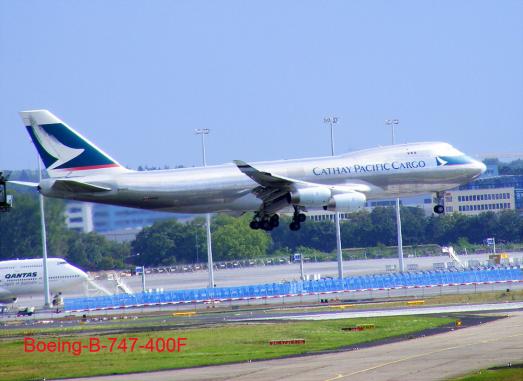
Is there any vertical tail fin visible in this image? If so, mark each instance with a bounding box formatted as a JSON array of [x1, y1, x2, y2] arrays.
[[20, 110, 129, 177]]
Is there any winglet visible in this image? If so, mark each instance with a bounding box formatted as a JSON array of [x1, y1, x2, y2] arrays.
[[233, 160, 263, 176], [233, 160, 294, 188], [233, 160, 270, 179]]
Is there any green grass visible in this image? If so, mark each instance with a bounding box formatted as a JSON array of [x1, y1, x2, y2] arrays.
[[451, 364, 523, 381], [0, 315, 453, 381]]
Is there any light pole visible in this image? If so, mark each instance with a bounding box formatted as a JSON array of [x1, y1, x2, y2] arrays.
[[323, 116, 343, 279], [195, 128, 215, 287], [37, 157, 51, 307], [195, 229, 199, 264], [385, 119, 404, 272]]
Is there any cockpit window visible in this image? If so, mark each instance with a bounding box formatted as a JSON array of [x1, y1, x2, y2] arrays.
[[436, 155, 475, 165]]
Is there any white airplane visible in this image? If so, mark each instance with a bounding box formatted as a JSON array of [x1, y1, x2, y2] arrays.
[[13, 110, 486, 231], [0, 258, 88, 303]]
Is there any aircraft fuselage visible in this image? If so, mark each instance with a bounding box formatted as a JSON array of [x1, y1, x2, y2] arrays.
[[39, 141, 485, 214]]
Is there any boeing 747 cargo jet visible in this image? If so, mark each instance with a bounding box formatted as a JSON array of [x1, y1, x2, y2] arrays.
[[0, 258, 88, 303], [14, 110, 485, 231]]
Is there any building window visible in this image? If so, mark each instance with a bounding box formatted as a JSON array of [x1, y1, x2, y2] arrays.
[[70, 217, 83, 223]]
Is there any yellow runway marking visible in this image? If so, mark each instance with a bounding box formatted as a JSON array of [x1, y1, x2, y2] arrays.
[[323, 332, 523, 381]]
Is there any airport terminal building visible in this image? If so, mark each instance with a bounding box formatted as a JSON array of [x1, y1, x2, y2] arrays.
[[444, 175, 523, 215], [65, 203, 191, 241]]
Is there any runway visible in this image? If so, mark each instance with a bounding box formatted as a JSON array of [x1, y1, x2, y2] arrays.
[[248, 301, 523, 321], [62, 309, 523, 381]]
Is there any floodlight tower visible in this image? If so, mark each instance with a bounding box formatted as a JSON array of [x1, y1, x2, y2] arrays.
[[37, 158, 51, 307], [323, 116, 344, 279], [195, 128, 215, 288], [385, 119, 405, 272]]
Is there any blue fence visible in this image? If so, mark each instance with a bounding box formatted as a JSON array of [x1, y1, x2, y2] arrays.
[[64, 267, 523, 311]]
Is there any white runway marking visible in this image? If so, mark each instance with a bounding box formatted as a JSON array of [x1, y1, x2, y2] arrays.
[[242, 301, 523, 321]]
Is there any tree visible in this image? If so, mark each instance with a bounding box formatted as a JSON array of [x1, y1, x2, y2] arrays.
[[0, 191, 68, 260], [399, 207, 427, 245], [495, 210, 522, 242], [370, 207, 396, 246], [66, 232, 129, 270], [131, 219, 206, 266], [270, 216, 335, 253], [340, 210, 373, 247], [213, 215, 271, 260]]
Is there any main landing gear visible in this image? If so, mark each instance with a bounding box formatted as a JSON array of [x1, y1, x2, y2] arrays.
[[433, 192, 445, 214], [250, 214, 280, 231], [249, 208, 307, 231], [289, 206, 306, 231]]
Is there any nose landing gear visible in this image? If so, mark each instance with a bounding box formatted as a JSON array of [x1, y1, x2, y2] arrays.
[[433, 192, 445, 214], [433, 204, 445, 214]]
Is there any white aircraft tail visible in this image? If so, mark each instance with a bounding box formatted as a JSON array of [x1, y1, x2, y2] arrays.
[[20, 110, 130, 178]]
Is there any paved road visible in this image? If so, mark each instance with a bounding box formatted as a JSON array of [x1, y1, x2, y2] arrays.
[[62, 310, 523, 381], [96, 252, 523, 293]]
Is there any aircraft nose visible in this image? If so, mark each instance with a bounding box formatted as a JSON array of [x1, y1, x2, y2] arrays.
[[472, 160, 486, 177], [477, 160, 487, 174]]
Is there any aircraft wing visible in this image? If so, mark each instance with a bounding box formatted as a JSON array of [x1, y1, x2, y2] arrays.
[[233, 160, 370, 214], [234, 160, 301, 213], [234, 160, 298, 190]]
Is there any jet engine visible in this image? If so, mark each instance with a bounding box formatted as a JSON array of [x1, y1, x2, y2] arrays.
[[323, 192, 366, 212], [288, 187, 332, 207]]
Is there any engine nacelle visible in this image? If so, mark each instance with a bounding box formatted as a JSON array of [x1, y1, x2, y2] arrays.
[[288, 187, 332, 207], [0, 295, 16, 304], [323, 192, 366, 212]]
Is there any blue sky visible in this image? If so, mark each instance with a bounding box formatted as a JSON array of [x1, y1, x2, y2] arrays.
[[1, 0, 522, 170]]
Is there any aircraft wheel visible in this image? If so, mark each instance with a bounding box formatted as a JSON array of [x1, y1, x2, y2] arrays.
[[289, 221, 300, 231], [433, 204, 444, 214], [250, 220, 260, 229], [270, 214, 279, 227], [261, 219, 272, 230], [298, 213, 306, 223]]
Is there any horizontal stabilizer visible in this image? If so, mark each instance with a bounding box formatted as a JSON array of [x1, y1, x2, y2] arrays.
[[7, 180, 39, 188], [52, 179, 111, 193]]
